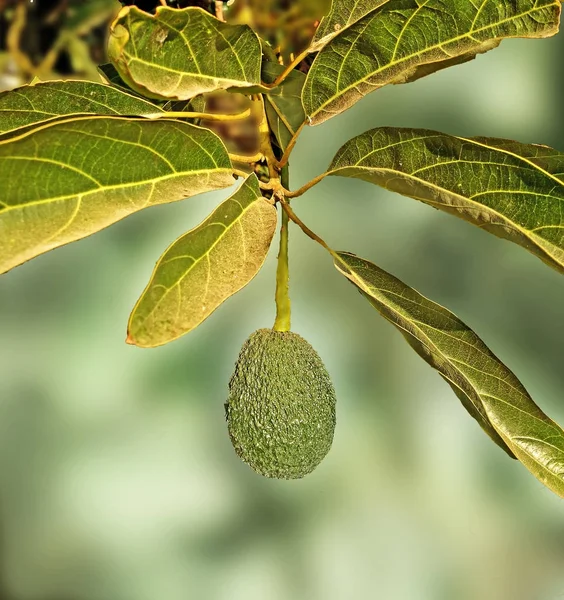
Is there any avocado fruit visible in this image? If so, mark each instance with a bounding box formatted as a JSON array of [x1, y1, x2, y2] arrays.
[[225, 328, 336, 479]]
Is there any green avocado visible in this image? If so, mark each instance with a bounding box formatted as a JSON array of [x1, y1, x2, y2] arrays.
[[225, 328, 336, 479]]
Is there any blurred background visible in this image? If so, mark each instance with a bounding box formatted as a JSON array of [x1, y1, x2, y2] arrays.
[[1, 1, 564, 599]]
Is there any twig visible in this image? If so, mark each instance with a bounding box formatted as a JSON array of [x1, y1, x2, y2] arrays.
[[278, 120, 306, 169], [152, 108, 251, 121], [280, 200, 338, 260], [215, 1, 225, 21], [284, 172, 327, 198], [229, 152, 264, 164], [6, 2, 35, 76], [263, 48, 310, 89]]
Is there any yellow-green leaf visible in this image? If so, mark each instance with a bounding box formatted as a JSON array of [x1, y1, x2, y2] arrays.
[[328, 128, 564, 274], [0, 80, 163, 136], [127, 175, 277, 347], [303, 0, 561, 124], [335, 250, 564, 497], [108, 6, 262, 101], [0, 116, 234, 274]]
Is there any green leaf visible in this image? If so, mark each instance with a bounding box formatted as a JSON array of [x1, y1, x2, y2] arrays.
[[0, 81, 163, 135], [335, 250, 564, 497], [303, 0, 561, 124], [108, 6, 262, 101], [328, 127, 564, 274], [127, 175, 277, 347], [262, 63, 306, 152], [310, 0, 389, 52], [0, 116, 234, 274]]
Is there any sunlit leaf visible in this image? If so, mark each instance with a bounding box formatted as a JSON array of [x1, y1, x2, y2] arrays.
[[303, 0, 561, 124], [328, 128, 564, 274], [128, 175, 277, 347], [108, 6, 262, 101], [335, 250, 564, 497], [0, 116, 234, 274], [0, 80, 163, 135]]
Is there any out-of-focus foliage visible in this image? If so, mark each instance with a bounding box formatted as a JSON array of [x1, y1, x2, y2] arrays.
[[0, 0, 120, 91], [0, 2, 564, 600]]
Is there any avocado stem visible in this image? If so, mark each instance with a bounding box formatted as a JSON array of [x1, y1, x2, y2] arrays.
[[273, 166, 291, 332]]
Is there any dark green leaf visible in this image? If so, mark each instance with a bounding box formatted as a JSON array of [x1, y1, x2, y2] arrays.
[[303, 0, 561, 124], [335, 251, 564, 497], [262, 63, 306, 152], [108, 6, 262, 100], [328, 128, 564, 274], [0, 116, 234, 273], [0, 80, 163, 135], [128, 175, 277, 347]]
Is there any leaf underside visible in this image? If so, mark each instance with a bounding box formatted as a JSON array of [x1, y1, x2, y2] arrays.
[[0, 80, 163, 136], [335, 251, 564, 497], [0, 116, 234, 274], [108, 6, 262, 101], [329, 127, 564, 273], [128, 175, 277, 347], [303, 0, 561, 124]]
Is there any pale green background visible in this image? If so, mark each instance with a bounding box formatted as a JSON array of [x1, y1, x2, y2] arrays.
[[1, 32, 564, 600]]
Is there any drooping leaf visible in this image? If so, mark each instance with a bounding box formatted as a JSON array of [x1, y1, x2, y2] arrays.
[[327, 128, 564, 274], [303, 0, 561, 124], [262, 62, 306, 152], [0, 116, 234, 274], [334, 251, 564, 497], [127, 175, 277, 347], [108, 6, 262, 101], [0, 80, 163, 135]]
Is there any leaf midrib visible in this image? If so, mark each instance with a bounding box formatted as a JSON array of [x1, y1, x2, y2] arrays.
[[0, 168, 231, 214]]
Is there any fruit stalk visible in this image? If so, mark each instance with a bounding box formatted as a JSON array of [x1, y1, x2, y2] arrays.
[[273, 166, 291, 331]]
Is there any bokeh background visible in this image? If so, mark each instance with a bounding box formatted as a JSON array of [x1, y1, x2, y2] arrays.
[[1, 2, 564, 599]]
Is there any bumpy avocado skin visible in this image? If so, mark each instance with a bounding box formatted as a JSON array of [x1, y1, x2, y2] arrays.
[[226, 329, 336, 479]]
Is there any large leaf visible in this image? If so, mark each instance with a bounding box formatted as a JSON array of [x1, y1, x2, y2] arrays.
[[327, 128, 564, 274], [262, 63, 307, 152], [310, 0, 389, 52], [0, 80, 162, 135], [127, 175, 277, 347], [0, 116, 234, 274], [108, 6, 262, 101], [335, 251, 564, 497], [303, 0, 561, 124]]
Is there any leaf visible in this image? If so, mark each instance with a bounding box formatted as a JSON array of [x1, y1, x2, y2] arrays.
[[310, 0, 390, 52], [108, 6, 262, 101], [0, 80, 163, 135], [0, 116, 234, 274], [127, 175, 277, 347], [328, 127, 564, 274], [334, 251, 564, 497], [262, 63, 307, 152], [303, 0, 561, 124]]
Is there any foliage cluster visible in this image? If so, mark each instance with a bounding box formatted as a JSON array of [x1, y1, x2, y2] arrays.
[[1, 0, 563, 492]]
